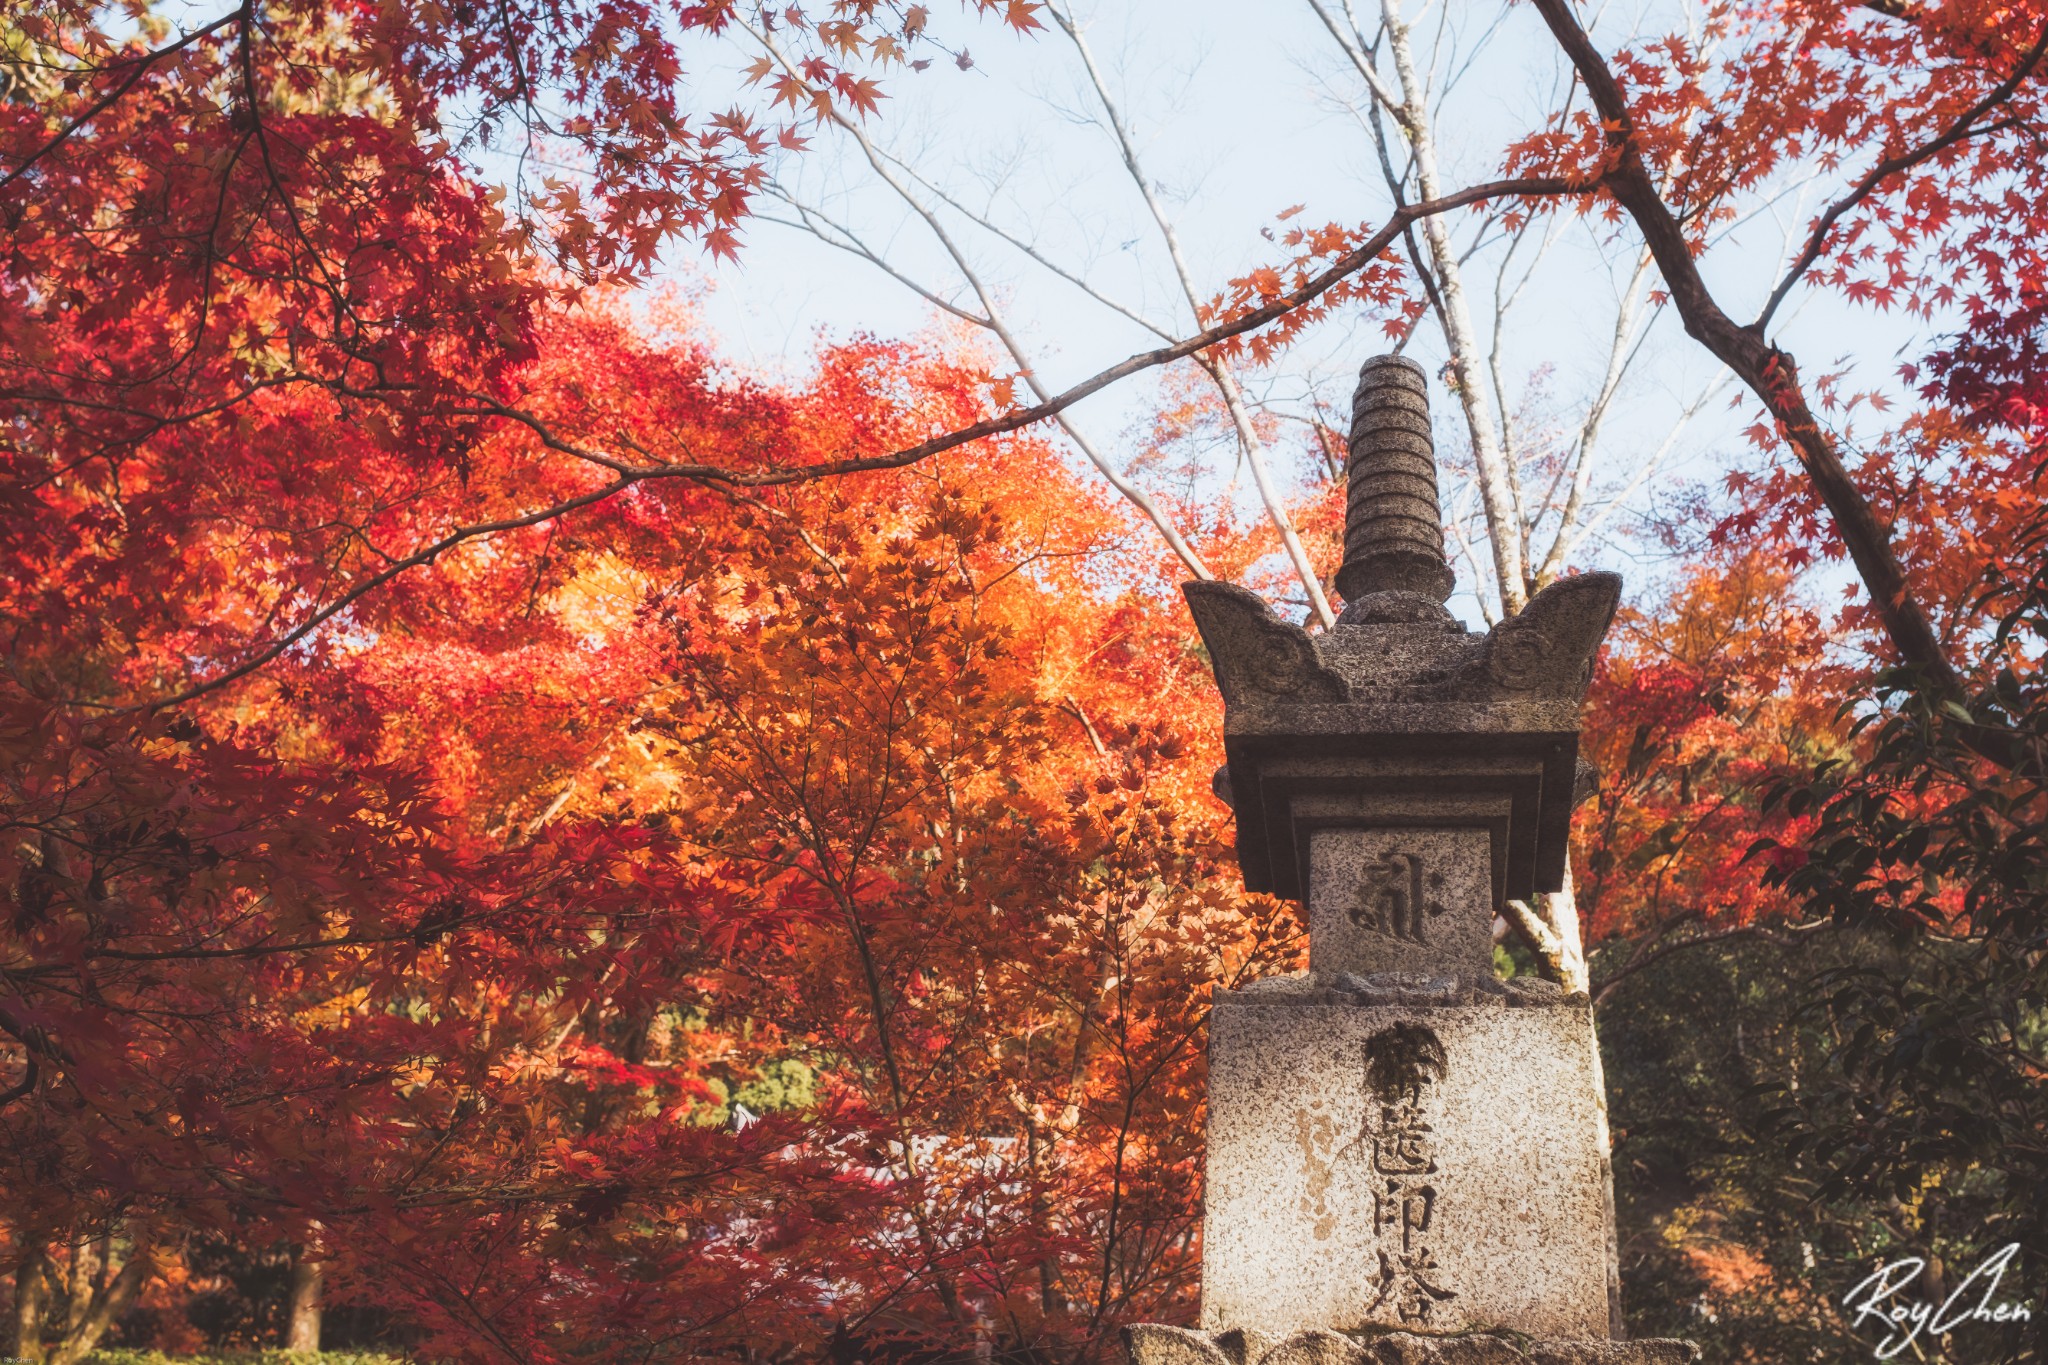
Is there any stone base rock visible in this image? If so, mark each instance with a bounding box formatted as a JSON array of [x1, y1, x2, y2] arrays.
[[1201, 993, 1616, 1338], [1126, 1325, 1696, 1365]]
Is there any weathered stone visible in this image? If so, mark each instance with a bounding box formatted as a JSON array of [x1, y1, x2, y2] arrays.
[[1338, 355, 1455, 605], [1199, 997, 1612, 1340], [1226, 971, 1577, 1010], [1183, 580, 1352, 711], [1215, 1328, 1282, 1365], [1259, 1330, 1374, 1365], [1125, 1330, 1696, 1365], [1330, 972, 1469, 1006], [1516, 1345, 1696, 1365], [1129, 352, 1689, 1363], [1349, 1336, 1695, 1365], [1308, 826, 1493, 978], [1125, 1326, 1237, 1365], [1182, 570, 1621, 910], [1502, 977, 1567, 1006]]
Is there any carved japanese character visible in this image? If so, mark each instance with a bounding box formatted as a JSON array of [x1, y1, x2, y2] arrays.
[[1372, 1102, 1438, 1175], [1373, 1177, 1436, 1251]]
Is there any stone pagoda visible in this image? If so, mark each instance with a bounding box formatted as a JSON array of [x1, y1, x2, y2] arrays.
[[1127, 356, 1693, 1365]]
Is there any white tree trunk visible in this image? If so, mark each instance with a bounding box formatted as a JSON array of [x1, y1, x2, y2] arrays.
[[286, 1247, 323, 1353], [1379, 0, 1529, 615]]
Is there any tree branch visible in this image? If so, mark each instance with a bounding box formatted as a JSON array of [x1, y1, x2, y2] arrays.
[[749, 22, 1215, 583], [84, 173, 1586, 715], [1527, 0, 1959, 693], [0, 1055, 37, 1108], [0, 8, 247, 192], [1756, 19, 2048, 332], [1046, 2, 1337, 624], [1591, 918, 1831, 1009]]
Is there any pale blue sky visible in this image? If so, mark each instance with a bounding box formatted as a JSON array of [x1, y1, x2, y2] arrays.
[[665, 1, 1933, 612], [677, 2, 1937, 619]]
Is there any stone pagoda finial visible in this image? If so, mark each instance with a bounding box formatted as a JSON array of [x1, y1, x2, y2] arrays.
[[1336, 354, 1456, 610]]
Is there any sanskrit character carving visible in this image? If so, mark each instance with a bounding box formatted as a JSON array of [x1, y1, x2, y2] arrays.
[[1349, 850, 1448, 943]]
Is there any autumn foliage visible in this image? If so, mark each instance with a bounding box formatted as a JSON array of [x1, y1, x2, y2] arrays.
[[5, 269, 1325, 1356], [7, 0, 2048, 1360]]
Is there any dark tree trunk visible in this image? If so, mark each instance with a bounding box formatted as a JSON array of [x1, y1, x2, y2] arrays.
[[61, 1241, 93, 1335], [43, 1241, 148, 1365]]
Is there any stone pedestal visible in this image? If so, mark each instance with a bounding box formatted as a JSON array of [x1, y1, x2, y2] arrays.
[[1200, 982, 1611, 1339]]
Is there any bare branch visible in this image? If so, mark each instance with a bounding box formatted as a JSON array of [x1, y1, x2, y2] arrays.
[[1532, 246, 1655, 586], [751, 22, 1215, 582], [1376, 0, 1531, 612], [1561, 370, 1736, 562], [1592, 917, 1832, 1008], [758, 197, 991, 327], [872, 150, 1172, 339], [1304, 0, 1410, 126], [1049, 2, 1338, 626]]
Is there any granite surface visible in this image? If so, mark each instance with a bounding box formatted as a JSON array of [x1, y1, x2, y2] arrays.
[[1338, 354, 1455, 604], [1183, 573, 1617, 908], [1232, 971, 1568, 1009], [1307, 827, 1494, 979], [1182, 573, 1623, 710], [1200, 998, 1613, 1340]]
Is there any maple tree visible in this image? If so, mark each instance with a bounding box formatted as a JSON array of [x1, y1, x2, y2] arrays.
[[3, 284, 1302, 1362], [742, 0, 2048, 1000], [8, 0, 2045, 689], [1582, 519, 2048, 1360]]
